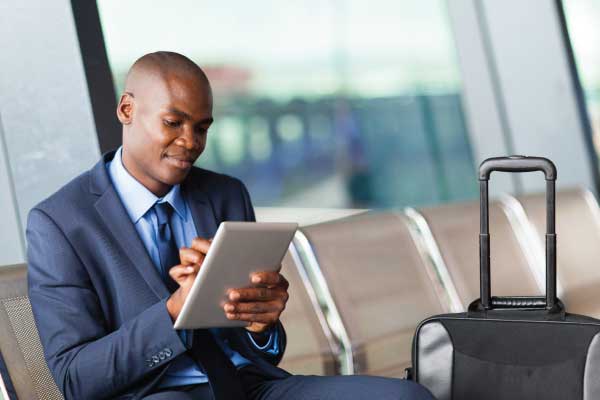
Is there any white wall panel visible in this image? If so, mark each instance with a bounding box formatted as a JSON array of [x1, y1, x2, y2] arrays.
[[0, 0, 101, 258], [0, 118, 25, 265], [447, 0, 516, 195], [483, 0, 595, 193], [448, 0, 597, 195]]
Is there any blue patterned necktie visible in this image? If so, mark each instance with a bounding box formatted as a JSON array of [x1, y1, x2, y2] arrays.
[[153, 201, 246, 399], [153, 202, 180, 293]]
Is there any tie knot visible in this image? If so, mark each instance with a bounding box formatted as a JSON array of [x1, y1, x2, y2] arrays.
[[154, 202, 173, 226]]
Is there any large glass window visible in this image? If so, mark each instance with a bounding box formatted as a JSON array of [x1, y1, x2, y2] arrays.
[[563, 0, 600, 158], [97, 0, 476, 208]]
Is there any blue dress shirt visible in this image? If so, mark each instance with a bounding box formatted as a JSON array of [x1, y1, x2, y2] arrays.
[[107, 147, 278, 389]]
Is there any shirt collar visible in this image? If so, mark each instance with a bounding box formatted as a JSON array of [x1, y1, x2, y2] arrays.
[[160, 182, 187, 222], [108, 147, 188, 223]]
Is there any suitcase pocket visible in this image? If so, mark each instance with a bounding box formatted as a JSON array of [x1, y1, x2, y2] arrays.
[[452, 350, 581, 400]]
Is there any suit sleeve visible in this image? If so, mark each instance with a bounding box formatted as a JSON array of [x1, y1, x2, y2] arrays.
[[239, 179, 256, 222], [246, 322, 287, 364], [247, 326, 280, 355], [26, 208, 187, 400]]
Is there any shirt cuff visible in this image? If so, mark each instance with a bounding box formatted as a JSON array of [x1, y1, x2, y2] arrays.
[[247, 327, 280, 355], [164, 302, 192, 349]]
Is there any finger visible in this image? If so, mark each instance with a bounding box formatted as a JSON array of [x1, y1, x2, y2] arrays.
[[169, 265, 196, 282], [278, 273, 289, 290], [179, 247, 205, 266], [190, 237, 211, 254], [223, 300, 283, 314], [250, 271, 281, 286], [250, 271, 289, 290], [225, 311, 279, 324], [228, 287, 286, 302]]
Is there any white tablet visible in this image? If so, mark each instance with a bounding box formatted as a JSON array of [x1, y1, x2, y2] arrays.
[[173, 221, 298, 329]]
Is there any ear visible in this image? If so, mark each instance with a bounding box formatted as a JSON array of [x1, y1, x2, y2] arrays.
[[117, 92, 134, 125]]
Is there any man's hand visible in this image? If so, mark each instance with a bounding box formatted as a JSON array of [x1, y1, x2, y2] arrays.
[[165, 236, 290, 334], [166, 237, 210, 321], [223, 270, 289, 334]]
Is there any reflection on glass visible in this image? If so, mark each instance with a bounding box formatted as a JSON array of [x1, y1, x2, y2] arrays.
[[98, 0, 476, 208], [214, 117, 245, 167], [277, 115, 304, 143], [563, 0, 600, 157], [248, 117, 272, 162]]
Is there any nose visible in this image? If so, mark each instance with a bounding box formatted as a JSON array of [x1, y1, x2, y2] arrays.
[[174, 126, 196, 150]]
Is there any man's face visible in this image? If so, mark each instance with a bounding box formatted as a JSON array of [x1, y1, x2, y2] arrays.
[[119, 72, 213, 196]]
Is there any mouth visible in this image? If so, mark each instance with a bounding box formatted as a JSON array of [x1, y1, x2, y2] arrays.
[[164, 155, 194, 169]]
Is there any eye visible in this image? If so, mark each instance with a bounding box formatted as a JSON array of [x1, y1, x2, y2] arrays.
[[163, 119, 181, 128], [194, 126, 209, 135]]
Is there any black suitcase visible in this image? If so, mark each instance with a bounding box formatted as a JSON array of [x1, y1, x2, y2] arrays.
[[411, 156, 600, 400]]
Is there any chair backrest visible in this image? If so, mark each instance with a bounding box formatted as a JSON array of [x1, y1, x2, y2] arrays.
[[518, 188, 600, 316], [277, 252, 338, 375], [255, 207, 368, 226], [417, 200, 542, 308], [299, 212, 447, 377], [255, 206, 367, 376], [0, 264, 63, 400]]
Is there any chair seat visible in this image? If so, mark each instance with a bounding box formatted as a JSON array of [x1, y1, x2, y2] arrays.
[[0, 264, 64, 400]]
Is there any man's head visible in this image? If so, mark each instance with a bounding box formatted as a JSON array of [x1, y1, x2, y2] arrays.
[[117, 51, 213, 197]]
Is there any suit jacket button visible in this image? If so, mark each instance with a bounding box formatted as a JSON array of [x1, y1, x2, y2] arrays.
[[158, 351, 166, 360], [152, 355, 160, 363], [164, 348, 173, 357]]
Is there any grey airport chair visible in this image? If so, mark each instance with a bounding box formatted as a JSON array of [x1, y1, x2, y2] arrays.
[[277, 252, 339, 375], [256, 206, 367, 376], [295, 212, 448, 377], [518, 188, 600, 317], [0, 264, 63, 400], [414, 200, 543, 309]]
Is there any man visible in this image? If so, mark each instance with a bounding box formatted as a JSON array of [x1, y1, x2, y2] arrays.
[[27, 52, 435, 400]]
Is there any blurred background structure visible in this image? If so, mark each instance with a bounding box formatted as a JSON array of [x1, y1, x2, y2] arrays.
[[97, 0, 478, 209], [0, 0, 599, 264]]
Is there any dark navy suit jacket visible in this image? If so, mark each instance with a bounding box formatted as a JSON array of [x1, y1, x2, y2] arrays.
[[26, 151, 289, 400]]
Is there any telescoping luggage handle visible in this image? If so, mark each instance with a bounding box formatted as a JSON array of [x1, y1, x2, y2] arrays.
[[478, 156, 558, 312]]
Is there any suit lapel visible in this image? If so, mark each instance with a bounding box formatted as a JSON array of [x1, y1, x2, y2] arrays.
[[90, 153, 217, 299], [183, 178, 219, 239], [94, 183, 170, 300]]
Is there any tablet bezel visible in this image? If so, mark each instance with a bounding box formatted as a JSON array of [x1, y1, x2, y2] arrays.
[[173, 221, 298, 329]]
